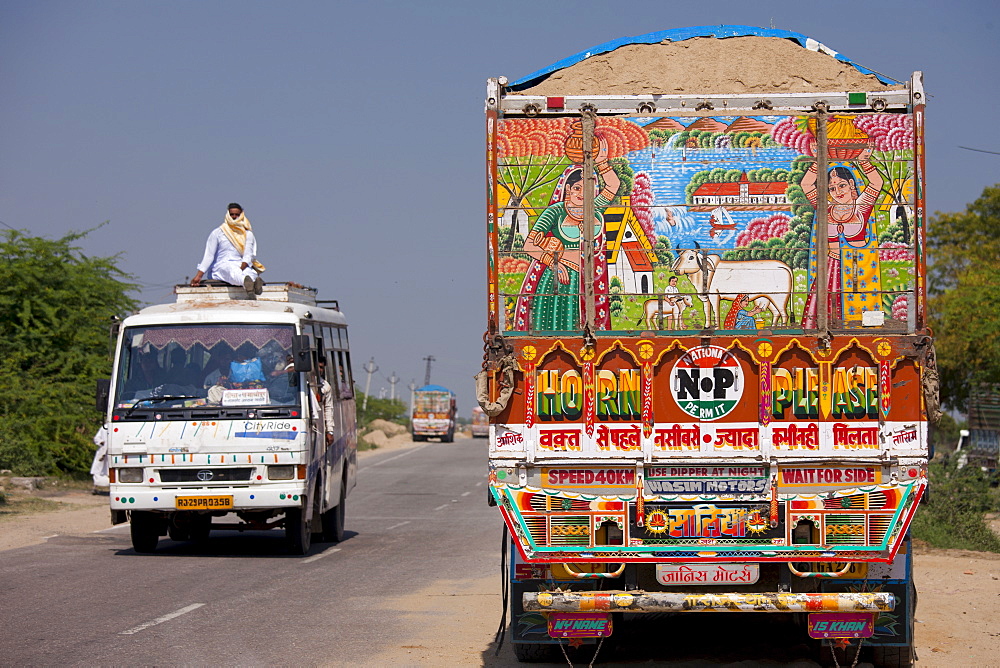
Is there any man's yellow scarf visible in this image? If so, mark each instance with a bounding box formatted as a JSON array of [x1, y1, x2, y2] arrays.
[[221, 213, 265, 273]]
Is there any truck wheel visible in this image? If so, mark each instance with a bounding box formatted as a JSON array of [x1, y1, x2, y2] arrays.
[[513, 642, 556, 663], [872, 645, 914, 668], [130, 512, 160, 553], [321, 484, 346, 543], [285, 507, 312, 555]]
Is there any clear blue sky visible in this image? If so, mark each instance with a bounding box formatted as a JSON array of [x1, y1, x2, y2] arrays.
[[2, 0, 997, 414]]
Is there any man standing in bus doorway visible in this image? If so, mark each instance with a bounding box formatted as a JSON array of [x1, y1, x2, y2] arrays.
[[315, 359, 335, 446], [190, 203, 266, 299]]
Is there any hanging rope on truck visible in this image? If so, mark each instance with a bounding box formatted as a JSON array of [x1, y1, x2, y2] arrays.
[[919, 338, 942, 424], [476, 330, 515, 416]]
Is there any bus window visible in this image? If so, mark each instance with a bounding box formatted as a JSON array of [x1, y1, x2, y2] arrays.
[[337, 350, 353, 397]]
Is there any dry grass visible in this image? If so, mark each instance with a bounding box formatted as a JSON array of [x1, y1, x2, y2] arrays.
[[0, 477, 95, 520]]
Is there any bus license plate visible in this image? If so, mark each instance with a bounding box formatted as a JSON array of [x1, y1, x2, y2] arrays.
[[175, 496, 233, 510]]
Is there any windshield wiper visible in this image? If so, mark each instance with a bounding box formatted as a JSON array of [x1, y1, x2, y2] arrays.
[[124, 396, 201, 418]]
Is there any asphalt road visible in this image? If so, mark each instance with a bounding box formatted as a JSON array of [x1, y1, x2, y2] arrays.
[[1, 438, 897, 667], [0, 438, 506, 666]]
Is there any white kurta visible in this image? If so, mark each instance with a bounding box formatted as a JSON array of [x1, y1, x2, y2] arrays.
[[90, 424, 109, 487], [197, 227, 258, 286]]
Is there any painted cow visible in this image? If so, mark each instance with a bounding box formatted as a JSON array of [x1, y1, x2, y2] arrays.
[[671, 248, 794, 328]]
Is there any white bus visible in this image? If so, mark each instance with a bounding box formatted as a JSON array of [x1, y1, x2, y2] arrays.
[[99, 283, 356, 554]]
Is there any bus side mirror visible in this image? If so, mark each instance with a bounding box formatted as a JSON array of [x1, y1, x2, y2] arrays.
[[96, 379, 111, 413], [292, 335, 313, 372]]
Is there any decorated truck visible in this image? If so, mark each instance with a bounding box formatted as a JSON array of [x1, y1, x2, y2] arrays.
[[472, 406, 490, 438], [480, 26, 933, 666], [99, 283, 357, 555], [411, 385, 457, 442]]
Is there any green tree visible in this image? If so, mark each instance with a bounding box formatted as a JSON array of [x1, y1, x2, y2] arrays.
[[356, 392, 408, 427], [0, 226, 137, 475], [927, 185, 1000, 411]]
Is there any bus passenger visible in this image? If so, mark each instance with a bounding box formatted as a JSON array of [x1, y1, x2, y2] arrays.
[[190, 202, 266, 299], [316, 359, 335, 445]]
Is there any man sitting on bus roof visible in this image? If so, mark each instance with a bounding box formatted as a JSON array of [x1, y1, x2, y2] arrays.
[[190, 202, 265, 299]]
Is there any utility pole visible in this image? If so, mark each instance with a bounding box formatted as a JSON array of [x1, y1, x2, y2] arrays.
[[362, 357, 378, 411], [387, 371, 400, 402], [408, 380, 416, 419], [422, 355, 436, 386]]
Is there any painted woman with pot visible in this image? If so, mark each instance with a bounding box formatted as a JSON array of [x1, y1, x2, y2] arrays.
[[513, 123, 621, 331]]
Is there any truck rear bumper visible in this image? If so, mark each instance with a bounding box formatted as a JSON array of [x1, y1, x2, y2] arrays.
[[524, 590, 894, 613]]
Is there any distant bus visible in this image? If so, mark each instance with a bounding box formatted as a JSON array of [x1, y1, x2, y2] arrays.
[[471, 406, 489, 438]]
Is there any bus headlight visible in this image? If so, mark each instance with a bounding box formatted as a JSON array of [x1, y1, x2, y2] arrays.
[[268, 465, 295, 480], [117, 468, 143, 483]]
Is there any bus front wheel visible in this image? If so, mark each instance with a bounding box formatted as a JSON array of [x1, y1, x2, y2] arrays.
[[285, 507, 312, 555], [130, 511, 161, 553]]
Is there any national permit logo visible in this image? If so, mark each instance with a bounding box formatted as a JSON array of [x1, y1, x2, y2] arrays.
[[670, 346, 744, 421]]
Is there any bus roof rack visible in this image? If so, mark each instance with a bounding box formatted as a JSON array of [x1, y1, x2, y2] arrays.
[[174, 281, 318, 306]]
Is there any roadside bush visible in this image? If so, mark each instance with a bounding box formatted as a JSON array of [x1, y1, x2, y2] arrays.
[[911, 458, 1000, 552], [0, 227, 137, 476], [355, 392, 408, 430]]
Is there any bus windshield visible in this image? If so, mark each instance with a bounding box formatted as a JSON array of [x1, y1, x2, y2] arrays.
[[113, 324, 299, 411]]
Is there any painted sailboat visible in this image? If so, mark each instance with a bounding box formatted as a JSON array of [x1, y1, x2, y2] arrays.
[[708, 206, 737, 238]]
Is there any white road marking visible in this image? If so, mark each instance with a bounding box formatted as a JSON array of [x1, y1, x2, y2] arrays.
[[302, 548, 341, 564], [384, 521, 410, 531], [433, 503, 450, 511], [42, 534, 58, 540], [475, 481, 483, 487], [361, 444, 429, 470], [120, 603, 205, 635], [95, 525, 128, 533]]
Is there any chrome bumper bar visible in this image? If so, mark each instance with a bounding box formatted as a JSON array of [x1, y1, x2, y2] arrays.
[[524, 590, 894, 613]]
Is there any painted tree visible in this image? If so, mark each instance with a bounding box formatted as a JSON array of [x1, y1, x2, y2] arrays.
[[630, 172, 656, 245], [496, 118, 648, 250]]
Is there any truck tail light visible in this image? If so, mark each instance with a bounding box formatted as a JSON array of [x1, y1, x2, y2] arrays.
[[109, 468, 116, 484], [296, 464, 306, 480]]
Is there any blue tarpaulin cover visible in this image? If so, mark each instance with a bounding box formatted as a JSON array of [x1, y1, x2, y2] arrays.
[[418, 384, 453, 394], [509, 25, 893, 91]]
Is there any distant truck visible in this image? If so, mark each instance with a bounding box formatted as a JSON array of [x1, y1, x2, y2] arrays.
[[411, 385, 456, 442], [471, 406, 490, 438], [481, 26, 931, 666], [99, 282, 357, 555]]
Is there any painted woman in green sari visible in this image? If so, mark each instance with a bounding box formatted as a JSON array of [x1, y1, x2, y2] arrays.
[[513, 139, 621, 331]]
